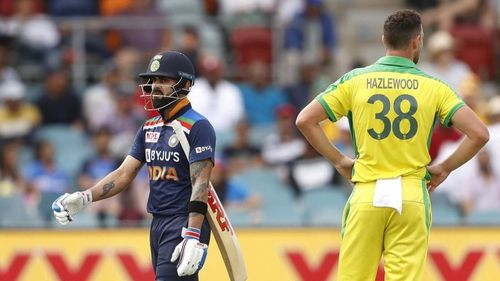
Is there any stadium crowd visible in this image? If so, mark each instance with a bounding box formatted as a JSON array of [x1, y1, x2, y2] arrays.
[[0, 0, 499, 228]]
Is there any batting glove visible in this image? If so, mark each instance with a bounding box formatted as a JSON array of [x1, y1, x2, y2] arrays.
[[170, 227, 208, 276], [52, 191, 92, 225]]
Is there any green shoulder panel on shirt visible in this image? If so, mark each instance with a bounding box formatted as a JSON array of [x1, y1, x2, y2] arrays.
[[316, 95, 338, 122], [443, 102, 465, 127], [315, 69, 359, 122]]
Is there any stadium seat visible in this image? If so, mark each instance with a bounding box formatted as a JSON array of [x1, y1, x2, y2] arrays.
[[156, 0, 204, 25], [463, 210, 500, 226], [0, 193, 43, 228], [215, 129, 235, 154], [230, 26, 273, 78], [430, 192, 463, 226], [37, 192, 61, 223], [301, 187, 347, 227], [226, 209, 253, 227], [232, 168, 304, 226], [199, 22, 225, 59], [450, 25, 495, 80], [249, 124, 276, 147], [51, 211, 100, 229]]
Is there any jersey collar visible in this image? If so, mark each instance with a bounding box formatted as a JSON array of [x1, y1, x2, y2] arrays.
[[161, 99, 191, 123], [375, 56, 417, 68]]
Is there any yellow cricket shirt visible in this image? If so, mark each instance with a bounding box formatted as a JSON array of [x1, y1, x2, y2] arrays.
[[317, 56, 465, 183]]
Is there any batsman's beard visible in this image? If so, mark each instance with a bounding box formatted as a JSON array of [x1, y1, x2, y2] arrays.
[[152, 90, 178, 110]]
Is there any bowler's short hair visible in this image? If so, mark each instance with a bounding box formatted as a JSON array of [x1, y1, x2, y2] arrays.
[[383, 10, 422, 49]]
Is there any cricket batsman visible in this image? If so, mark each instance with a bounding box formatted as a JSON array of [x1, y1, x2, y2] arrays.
[[52, 51, 216, 281]]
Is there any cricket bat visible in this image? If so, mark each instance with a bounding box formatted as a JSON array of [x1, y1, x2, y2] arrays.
[[171, 120, 248, 281]]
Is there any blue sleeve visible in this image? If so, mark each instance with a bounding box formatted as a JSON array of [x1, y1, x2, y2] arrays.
[[188, 119, 216, 164], [128, 126, 146, 162]]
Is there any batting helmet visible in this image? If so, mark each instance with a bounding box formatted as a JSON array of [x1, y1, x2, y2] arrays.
[[139, 51, 195, 111]]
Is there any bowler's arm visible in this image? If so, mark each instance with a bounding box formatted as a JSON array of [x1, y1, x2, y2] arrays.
[[86, 155, 144, 201], [188, 159, 213, 229], [428, 106, 489, 190], [296, 100, 354, 179]]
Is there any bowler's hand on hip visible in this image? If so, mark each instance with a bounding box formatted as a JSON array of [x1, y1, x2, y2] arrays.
[[52, 191, 92, 224], [335, 156, 355, 180], [171, 227, 208, 276], [426, 164, 449, 192]]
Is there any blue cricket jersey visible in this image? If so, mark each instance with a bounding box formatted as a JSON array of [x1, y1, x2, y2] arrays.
[[129, 103, 216, 216]]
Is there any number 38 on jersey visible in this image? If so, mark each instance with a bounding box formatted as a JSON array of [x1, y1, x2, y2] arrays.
[[367, 94, 418, 140]]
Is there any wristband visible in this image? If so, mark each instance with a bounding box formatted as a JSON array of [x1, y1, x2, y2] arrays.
[[82, 190, 93, 205], [182, 227, 201, 240], [188, 200, 207, 215]]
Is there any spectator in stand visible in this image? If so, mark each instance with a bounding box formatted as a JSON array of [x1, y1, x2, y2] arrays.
[[282, 0, 337, 84], [0, 80, 40, 142], [83, 63, 120, 133], [419, 30, 472, 92], [457, 73, 488, 123], [108, 84, 145, 157], [178, 26, 201, 76], [218, 0, 277, 24], [221, 118, 262, 175], [117, 0, 171, 58], [486, 96, 500, 176], [333, 117, 354, 158], [189, 54, 244, 132], [117, 167, 149, 227], [429, 123, 463, 161], [286, 141, 340, 198], [45, 0, 98, 16], [99, 0, 132, 16], [78, 127, 121, 227], [0, 141, 25, 197], [275, 0, 304, 25], [23, 140, 69, 222], [35, 68, 82, 128], [284, 61, 329, 110], [0, 38, 19, 83], [429, 73, 487, 160], [1, 0, 61, 67], [459, 147, 500, 215], [261, 104, 305, 166], [410, 0, 493, 30], [239, 60, 287, 126]]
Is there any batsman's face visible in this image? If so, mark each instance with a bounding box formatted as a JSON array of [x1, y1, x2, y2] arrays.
[[151, 77, 176, 97], [140, 76, 181, 111]]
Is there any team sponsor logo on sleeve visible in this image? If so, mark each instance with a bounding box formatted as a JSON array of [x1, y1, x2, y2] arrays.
[[145, 132, 160, 143], [195, 145, 213, 154]]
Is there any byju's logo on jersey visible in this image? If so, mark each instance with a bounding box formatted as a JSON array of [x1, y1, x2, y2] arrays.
[[145, 132, 160, 143], [195, 145, 212, 154], [145, 149, 180, 163]]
